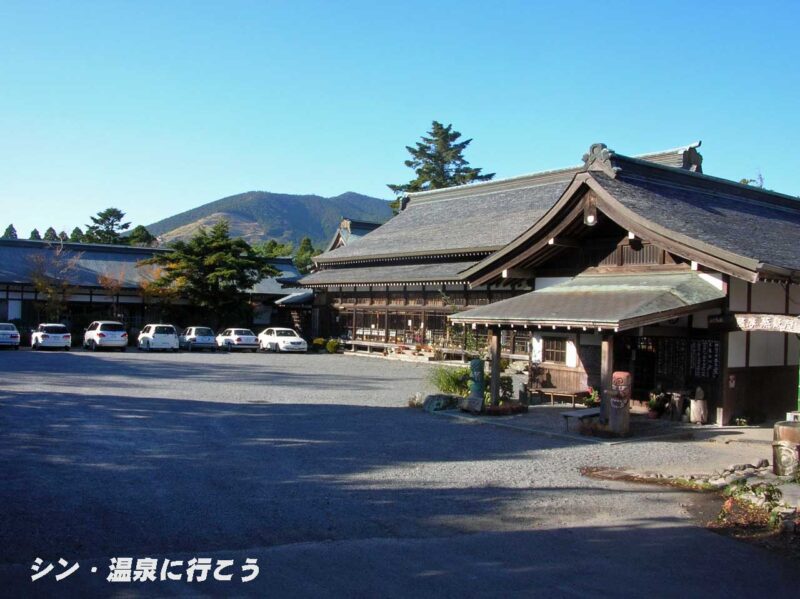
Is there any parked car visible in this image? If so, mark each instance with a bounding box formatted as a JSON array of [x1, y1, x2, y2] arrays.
[[0, 322, 20, 350], [31, 323, 72, 350], [83, 321, 128, 351], [216, 328, 259, 352], [257, 327, 308, 353], [137, 324, 179, 352], [179, 326, 218, 351]]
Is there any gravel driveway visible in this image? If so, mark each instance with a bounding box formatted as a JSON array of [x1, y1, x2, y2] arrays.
[[1, 350, 798, 596]]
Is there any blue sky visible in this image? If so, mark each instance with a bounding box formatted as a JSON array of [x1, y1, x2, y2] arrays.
[[1, 1, 798, 237]]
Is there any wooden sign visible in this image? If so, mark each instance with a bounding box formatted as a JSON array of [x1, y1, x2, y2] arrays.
[[734, 314, 800, 334]]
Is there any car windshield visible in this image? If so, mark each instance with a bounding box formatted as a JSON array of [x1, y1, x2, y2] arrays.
[[275, 330, 298, 337], [99, 323, 125, 332], [43, 325, 68, 334], [0, 324, 16, 331], [154, 326, 175, 335], [194, 328, 214, 336], [234, 329, 255, 336]]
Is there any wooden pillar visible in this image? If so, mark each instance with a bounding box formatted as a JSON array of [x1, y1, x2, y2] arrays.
[[351, 308, 357, 351], [490, 326, 501, 406], [600, 333, 614, 420]]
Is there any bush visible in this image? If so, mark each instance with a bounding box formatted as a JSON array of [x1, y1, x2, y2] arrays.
[[484, 375, 514, 404], [428, 366, 471, 397], [325, 339, 340, 354], [311, 337, 326, 352]]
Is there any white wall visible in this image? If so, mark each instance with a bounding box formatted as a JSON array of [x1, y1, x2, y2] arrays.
[[751, 281, 785, 313], [728, 278, 748, 311], [749, 331, 785, 367], [7, 300, 21, 320], [728, 331, 747, 368]]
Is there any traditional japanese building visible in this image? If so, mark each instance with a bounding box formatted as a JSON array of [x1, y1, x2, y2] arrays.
[[302, 142, 800, 423], [0, 239, 306, 335]]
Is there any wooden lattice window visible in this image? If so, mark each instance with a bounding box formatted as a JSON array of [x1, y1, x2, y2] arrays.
[[543, 337, 567, 364]]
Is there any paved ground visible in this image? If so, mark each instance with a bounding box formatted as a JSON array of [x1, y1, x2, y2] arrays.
[[1, 349, 798, 597]]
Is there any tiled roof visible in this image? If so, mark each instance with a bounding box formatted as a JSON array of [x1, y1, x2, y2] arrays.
[[0, 239, 299, 296], [301, 260, 476, 286], [598, 171, 800, 272], [449, 272, 725, 329]]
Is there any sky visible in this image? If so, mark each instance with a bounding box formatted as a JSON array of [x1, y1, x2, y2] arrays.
[[1, 0, 799, 237]]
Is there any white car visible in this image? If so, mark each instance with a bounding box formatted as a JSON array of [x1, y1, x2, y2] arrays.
[[257, 327, 308, 353], [216, 328, 259, 352], [83, 321, 128, 351], [31, 323, 72, 350], [179, 326, 217, 351], [0, 323, 20, 350], [138, 324, 179, 352]]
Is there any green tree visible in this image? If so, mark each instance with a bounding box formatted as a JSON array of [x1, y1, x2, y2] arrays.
[[58, 231, 69, 242], [2, 224, 17, 239], [256, 239, 294, 258], [29, 228, 42, 240], [69, 227, 84, 242], [43, 227, 59, 241], [127, 224, 157, 246], [141, 220, 277, 327], [294, 236, 321, 274], [387, 120, 494, 211], [84, 207, 130, 244]]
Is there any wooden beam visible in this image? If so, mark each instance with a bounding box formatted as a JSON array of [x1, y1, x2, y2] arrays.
[[489, 327, 501, 406], [547, 237, 581, 248], [600, 334, 614, 421]]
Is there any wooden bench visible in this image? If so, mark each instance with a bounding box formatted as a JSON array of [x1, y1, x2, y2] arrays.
[[561, 408, 601, 432], [534, 389, 590, 408]]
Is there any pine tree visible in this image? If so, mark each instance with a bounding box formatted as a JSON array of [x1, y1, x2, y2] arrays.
[[69, 227, 84, 242], [388, 121, 494, 211], [84, 207, 130, 244], [2, 224, 17, 239], [127, 225, 156, 246], [141, 221, 276, 327], [43, 227, 59, 241], [29, 228, 42, 240], [58, 231, 69, 241]]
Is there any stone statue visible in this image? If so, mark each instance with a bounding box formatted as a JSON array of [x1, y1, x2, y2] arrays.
[[459, 358, 485, 414]]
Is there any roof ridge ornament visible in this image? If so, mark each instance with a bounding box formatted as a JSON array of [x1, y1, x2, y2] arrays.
[[582, 143, 620, 178]]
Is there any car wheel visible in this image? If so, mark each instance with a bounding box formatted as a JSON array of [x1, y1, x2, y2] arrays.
[[187, 342, 193, 353], [90, 340, 98, 352], [226, 342, 232, 352], [32, 342, 39, 351], [145, 341, 150, 352], [14, 345, 19, 351], [64, 346, 70, 351]]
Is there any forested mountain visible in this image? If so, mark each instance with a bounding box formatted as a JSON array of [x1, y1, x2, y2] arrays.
[[147, 191, 392, 246]]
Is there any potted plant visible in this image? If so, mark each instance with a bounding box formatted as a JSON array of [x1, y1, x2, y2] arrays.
[[584, 387, 601, 408], [647, 392, 667, 419]]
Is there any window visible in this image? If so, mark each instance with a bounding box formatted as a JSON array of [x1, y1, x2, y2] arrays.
[[543, 337, 567, 364]]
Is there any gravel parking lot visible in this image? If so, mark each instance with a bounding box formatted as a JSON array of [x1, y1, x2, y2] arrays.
[[1, 349, 798, 596]]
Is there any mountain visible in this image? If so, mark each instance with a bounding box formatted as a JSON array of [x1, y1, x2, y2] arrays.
[[146, 191, 393, 247]]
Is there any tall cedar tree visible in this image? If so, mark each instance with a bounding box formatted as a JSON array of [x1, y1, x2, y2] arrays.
[[69, 227, 84, 242], [2, 224, 17, 239], [58, 231, 69, 241], [256, 239, 294, 258], [29, 228, 42, 240], [43, 227, 59, 241], [84, 207, 130, 244], [141, 221, 276, 327], [388, 121, 494, 211], [294, 236, 321, 275]]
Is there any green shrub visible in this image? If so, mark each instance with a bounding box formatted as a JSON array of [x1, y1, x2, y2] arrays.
[[325, 339, 340, 354], [428, 366, 471, 397], [483, 375, 514, 404]]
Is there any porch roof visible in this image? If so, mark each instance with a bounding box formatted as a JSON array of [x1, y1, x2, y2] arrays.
[[448, 272, 725, 331], [300, 260, 476, 287]]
